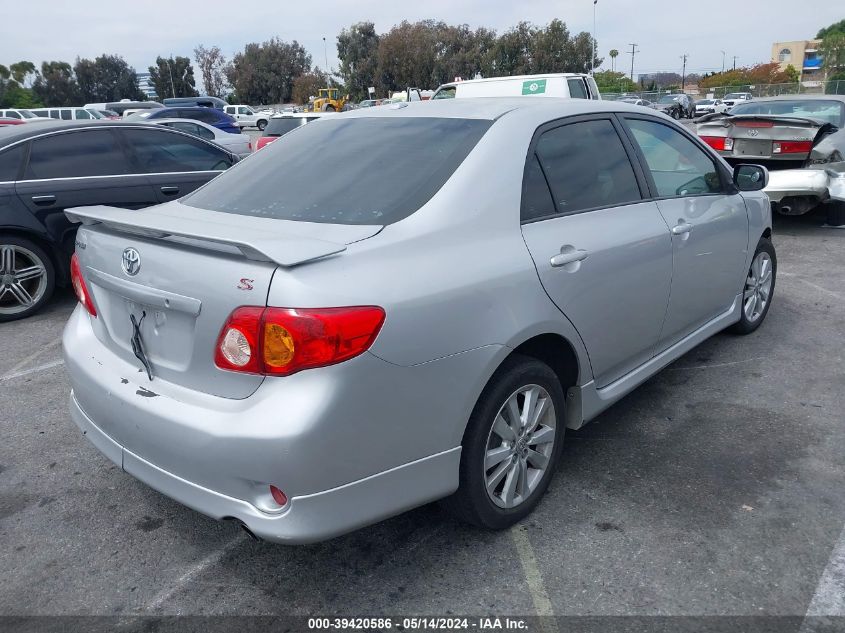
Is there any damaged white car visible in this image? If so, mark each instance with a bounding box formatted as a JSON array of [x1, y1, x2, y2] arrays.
[[697, 95, 845, 226]]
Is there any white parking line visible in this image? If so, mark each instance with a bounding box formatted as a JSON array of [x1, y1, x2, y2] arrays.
[[510, 525, 555, 620], [804, 524, 845, 616], [3, 337, 62, 377], [0, 359, 64, 381], [144, 534, 245, 612]]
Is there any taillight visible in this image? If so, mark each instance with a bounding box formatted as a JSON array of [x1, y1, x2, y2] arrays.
[[70, 253, 97, 317], [215, 306, 385, 376], [773, 140, 812, 154], [701, 136, 732, 151]]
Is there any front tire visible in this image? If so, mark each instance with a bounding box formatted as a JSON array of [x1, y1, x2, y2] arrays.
[[257, 119, 267, 131], [445, 355, 566, 529], [729, 237, 776, 335], [671, 109, 681, 120], [0, 236, 56, 322], [826, 202, 845, 227]]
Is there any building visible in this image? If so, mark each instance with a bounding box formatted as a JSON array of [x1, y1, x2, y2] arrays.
[[771, 40, 824, 81], [136, 72, 158, 100]]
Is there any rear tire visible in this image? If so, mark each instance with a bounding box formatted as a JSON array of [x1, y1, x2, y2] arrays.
[[671, 109, 681, 120], [444, 354, 566, 529], [257, 119, 267, 131], [0, 236, 56, 322], [729, 237, 776, 335], [826, 202, 845, 227]]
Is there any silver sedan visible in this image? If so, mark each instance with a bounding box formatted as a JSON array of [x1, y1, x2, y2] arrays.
[[63, 98, 775, 543], [150, 117, 253, 158]]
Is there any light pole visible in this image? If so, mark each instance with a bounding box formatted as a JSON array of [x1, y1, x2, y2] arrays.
[[322, 37, 329, 85], [680, 54, 688, 91], [591, 0, 597, 75], [165, 56, 176, 98], [732, 55, 739, 71], [628, 43, 639, 82], [720, 50, 726, 73]]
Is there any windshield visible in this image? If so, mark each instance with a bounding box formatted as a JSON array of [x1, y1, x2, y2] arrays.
[[697, 100, 713, 105], [658, 95, 679, 104], [85, 109, 105, 119], [264, 117, 310, 137], [124, 111, 153, 121], [18, 110, 37, 119], [729, 100, 845, 127], [724, 93, 746, 99], [185, 117, 491, 225], [432, 87, 456, 100]]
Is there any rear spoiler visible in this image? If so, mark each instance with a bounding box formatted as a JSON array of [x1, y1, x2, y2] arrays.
[[65, 205, 347, 267], [697, 112, 837, 132]]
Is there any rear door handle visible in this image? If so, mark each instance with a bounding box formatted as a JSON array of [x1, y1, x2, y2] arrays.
[[160, 186, 180, 195], [31, 194, 56, 205], [550, 248, 589, 268], [671, 222, 693, 236]]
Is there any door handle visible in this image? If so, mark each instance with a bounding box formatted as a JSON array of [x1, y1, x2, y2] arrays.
[[671, 222, 693, 236], [160, 186, 180, 195], [31, 194, 56, 205], [550, 248, 589, 268]]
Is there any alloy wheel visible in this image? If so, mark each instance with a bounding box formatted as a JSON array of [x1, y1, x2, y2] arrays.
[[483, 384, 557, 509], [743, 251, 773, 323], [0, 244, 48, 316]]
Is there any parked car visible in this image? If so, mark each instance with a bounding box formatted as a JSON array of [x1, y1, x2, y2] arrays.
[[29, 107, 107, 121], [126, 107, 240, 134], [97, 109, 121, 120], [697, 95, 845, 225], [152, 118, 253, 158], [63, 98, 774, 543], [618, 97, 655, 108], [694, 99, 728, 116], [223, 105, 272, 130], [721, 92, 753, 109], [84, 101, 165, 116], [0, 118, 26, 126], [431, 73, 602, 100], [653, 93, 695, 119], [162, 96, 227, 110], [0, 109, 38, 121], [0, 121, 238, 321], [357, 99, 381, 108], [256, 113, 331, 150]]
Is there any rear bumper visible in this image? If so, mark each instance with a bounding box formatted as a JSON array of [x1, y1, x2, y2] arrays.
[[764, 168, 845, 205]]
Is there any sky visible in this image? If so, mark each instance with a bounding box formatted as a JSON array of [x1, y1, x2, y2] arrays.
[[0, 0, 841, 86]]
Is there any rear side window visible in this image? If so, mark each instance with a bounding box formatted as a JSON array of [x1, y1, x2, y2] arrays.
[[567, 79, 588, 99], [185, 117, 491, 225], [625, 118, 722, 197], [75, 109, 92, 119], [60, 110, 72, 120], [535, 119, 641, 215], [0, 145, 25, 181], [4, 111, 21, 119], [521, 155, 555, 221], [121, 128, 232, 173], [25, 130, 130, 179], [194, 110, 219, 124]]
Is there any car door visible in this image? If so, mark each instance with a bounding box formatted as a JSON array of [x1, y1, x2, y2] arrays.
[[520, 115, 674, 388], [14, 129, 159, 255], [621, 116, 749, 350], [118, 127, 234, 203]]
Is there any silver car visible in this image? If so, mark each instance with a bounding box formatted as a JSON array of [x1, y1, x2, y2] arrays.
[[63, 98, 775, 543]]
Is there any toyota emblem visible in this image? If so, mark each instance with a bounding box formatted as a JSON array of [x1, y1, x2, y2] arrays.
[[122, 248, 141, 276]]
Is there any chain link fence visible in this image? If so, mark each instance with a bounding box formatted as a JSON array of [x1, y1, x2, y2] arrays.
[[603, 80, 845, 101]]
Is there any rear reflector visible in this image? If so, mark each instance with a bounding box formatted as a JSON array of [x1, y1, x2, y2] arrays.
[[70, 253, 97, 317], [734, 120, 774, 128], [269, 485, 288, 506], [700, 136, 732, 151], [773, 140, 813, 154], [215, 306, 386, 376]]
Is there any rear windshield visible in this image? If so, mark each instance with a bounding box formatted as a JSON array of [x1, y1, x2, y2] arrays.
[[185, 117, 491, 225], [264, 117, 310, 136], [729, 100, 845, 127]]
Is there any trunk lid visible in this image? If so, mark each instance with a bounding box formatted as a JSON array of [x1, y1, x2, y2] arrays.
[[697, 114, 834, 161], [69, 201, 382, 399]]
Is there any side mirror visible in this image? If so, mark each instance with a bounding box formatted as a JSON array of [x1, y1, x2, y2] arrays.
[[733, 164, 768, 192]]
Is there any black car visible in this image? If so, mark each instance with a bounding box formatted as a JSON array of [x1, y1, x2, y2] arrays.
[[0, 121, 237, 321], [654, 93, 695, 119]]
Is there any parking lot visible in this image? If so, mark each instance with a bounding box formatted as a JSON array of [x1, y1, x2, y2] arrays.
[[1, 210, 843, 627]]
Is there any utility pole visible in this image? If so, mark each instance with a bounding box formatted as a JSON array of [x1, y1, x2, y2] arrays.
[[322, 37, 329, 86], [628, 43, 639, 82], [732, 55, 739, 71], [720, 50, 726, 73], [680, 54, 688, 92], [166, 56, 176, 98], [591, 0, 597, 75]]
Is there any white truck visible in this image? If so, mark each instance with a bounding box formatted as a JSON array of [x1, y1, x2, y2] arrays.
[[431, 73, 602, 101], [223, 105, 272, 130]]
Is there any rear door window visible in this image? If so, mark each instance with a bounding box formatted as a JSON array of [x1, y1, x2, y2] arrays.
[[535, 118, 642, 215], [184, 117, 491, 225], [567, 78, 589, 99], [521, 154, 556, 221], [120, 128, 232, 173], [25, 130, 131, 179]]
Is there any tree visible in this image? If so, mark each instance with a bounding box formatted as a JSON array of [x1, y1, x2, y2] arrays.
[[488, 20, 600, 77], [194, 45, 228, 97], [593, 70, 637, 93], [9, 61, 37, 87], [226, 37, 311, 104], [609, 49, 618, 72], [817, 19, 845, 39], [784, 64, 800, 83], [148, 56, 198, 99], [32, 61, 79, 106], [292, 70, 328, 104], [337, 22, 380, 101], [819, 33, 845, 74], [74, 54, 144, 103]]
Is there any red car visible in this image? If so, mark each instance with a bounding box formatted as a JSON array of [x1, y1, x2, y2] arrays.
[[0, 118, 26, 126]]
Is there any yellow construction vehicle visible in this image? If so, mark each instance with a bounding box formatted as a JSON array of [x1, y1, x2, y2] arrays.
[[310, 88, 349, 112]]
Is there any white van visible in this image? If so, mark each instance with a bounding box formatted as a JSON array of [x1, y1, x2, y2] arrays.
[[431, 73, 601, 101], [29, 107, 106, 121]]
